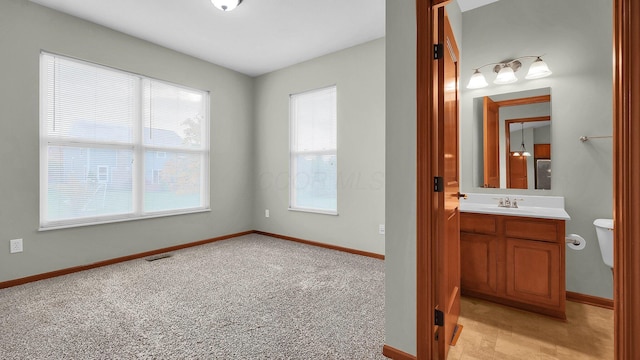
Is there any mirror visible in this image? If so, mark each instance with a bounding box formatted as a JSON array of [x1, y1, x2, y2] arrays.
[[474, 87, 551, 189]]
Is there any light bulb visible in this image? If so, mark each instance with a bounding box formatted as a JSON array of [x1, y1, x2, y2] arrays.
[[211, 0, 242, 11], [494, 65, 518, 84], [467, 69, 488, 89], [525, 57, 552, 79]]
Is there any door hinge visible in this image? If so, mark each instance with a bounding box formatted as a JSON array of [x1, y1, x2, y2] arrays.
[[434, 43, 444, 60], [434, 308, 444, 326], [434, 176, 444, 193]]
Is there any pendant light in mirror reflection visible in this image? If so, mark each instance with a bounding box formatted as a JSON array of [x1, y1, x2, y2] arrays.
[[211, 0, 243, 11], [513, 123, 531, 157], [467, 56, 552, 89]]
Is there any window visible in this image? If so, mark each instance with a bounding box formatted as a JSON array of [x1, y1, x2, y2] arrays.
[[40, 52, 210, 229], [289, 85, 337, 214]]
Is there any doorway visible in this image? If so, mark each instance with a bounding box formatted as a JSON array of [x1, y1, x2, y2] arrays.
[[416, 0, 640, 359]]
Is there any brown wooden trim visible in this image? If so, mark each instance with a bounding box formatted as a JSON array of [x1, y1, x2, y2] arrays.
[[254, 231, 384, 260], [0, 230, 382, 291], [566, 291, 614, 310], [416, 0, 437, 359], [450, 324, 463, 346], [505, 116, 551, 124], [504, 116, 551, 124], [0, 231, 254, 290], [382, 344, 417, 360], [494, 94, 551, 108], [614, 0, 640, 358]]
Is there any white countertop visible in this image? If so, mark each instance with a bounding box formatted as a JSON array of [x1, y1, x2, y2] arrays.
[[459, 193, 571, 220]]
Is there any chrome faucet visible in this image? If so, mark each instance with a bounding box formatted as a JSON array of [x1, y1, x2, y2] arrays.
[[511, 198, 522, 209], [512, 198, 523, 208], [495, 196, 523, 208]]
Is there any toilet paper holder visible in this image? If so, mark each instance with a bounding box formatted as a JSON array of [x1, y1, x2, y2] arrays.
[[566, 237, 580, 245], [565, 234, 586, 250]]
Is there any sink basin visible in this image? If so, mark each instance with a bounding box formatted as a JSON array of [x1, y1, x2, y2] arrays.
[[459, 194, 571, 220]]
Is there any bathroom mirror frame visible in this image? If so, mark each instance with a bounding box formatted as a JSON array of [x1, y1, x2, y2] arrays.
[[472, 88, 551, 190]]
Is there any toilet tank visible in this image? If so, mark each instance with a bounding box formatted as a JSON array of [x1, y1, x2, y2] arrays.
[[594, 218, 614, 269]]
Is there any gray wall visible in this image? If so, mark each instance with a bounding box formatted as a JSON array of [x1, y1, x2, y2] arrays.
[[252, 38, 386, 255], [385, 0, 417, 355], [460, 0, 614, 298], [446, 1, 463, 50], [0, 0, 254, 282], [535, 125, 551, 144]]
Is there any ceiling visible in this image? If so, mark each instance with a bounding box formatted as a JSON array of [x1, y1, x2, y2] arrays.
[[456, 0, 500, 12], [30, 0, 385, 77]]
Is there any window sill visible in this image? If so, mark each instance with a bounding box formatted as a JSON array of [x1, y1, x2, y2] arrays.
[[39, 208, 211, 231], [288, 207, 338, 216]]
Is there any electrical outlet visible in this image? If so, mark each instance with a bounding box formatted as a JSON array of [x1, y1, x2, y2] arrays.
[[265, 209, 270, 218], [9, 238, 23, 253], [379, 224, 385, 235]]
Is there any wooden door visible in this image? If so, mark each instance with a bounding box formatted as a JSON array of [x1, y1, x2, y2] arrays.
[[483, 96, 500, 188], [613, 1, 640, 357], [508, 153, 528, 189], [434, 8, 461, 359]]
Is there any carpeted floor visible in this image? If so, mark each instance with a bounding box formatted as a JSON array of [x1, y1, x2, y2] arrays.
[[0, 234, 386, 359]]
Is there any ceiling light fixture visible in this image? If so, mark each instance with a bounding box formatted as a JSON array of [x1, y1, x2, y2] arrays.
[[467, 55, 552, 89], [513, 122, 531, 157], [211, 0, 243, 12]]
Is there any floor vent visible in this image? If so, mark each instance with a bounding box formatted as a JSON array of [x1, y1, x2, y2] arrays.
[[145, 253, 173, 262]]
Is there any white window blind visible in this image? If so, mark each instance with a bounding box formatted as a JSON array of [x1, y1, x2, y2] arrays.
[[40, 52, 210, 229], [289, 85, 337, 214]]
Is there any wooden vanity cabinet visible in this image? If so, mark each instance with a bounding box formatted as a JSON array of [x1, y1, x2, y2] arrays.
[[460, 212, 566, 319]]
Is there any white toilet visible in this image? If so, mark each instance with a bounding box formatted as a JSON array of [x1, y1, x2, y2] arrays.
[[594, 218, 614, 270]]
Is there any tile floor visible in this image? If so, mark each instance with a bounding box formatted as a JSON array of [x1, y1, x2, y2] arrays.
[[448, 296, 614, 360]]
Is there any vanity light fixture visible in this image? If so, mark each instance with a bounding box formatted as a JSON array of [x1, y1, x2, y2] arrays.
[[211, 0, 243, 11], [494, 64, 518, 84], [513, 122, 531, 157], [467, 69, 489, 89], [525, 56, 553, 79], [467, 55, 552, 89]]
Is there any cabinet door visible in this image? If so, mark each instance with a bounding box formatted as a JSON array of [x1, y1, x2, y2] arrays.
[[534, 143, 551, 159], [461, 233, 498, 295], [505, 238, 561, 307]]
